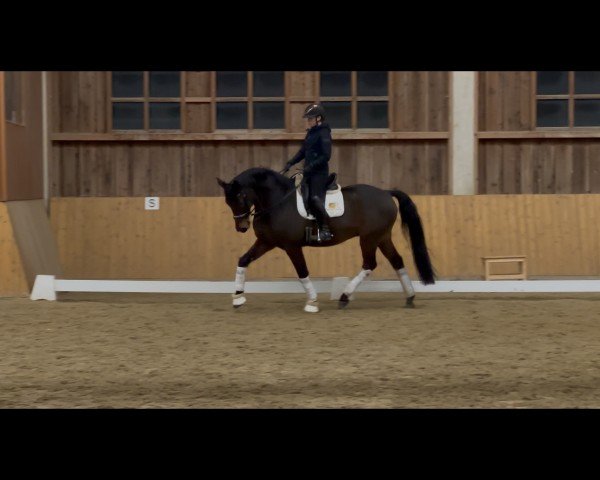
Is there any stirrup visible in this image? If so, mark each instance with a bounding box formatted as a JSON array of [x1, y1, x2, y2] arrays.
[[317, 227, 333, 243]]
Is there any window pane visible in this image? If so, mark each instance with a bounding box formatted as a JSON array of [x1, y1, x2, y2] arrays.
[[217, 102, 248, 129], [217, 72, 247, 97], [320, 71, 351, 97], [253, 102, 284, 129], [149, 102, 180, 129], [113, 102, 144, 129], [536, 71, 568, 95], [536, 100, 568, 127], [321, 101, 351, 129], [112, 71, 144, 97], [358, 101, 388, 128], [150, 71, 180, 97], [357, 71, 388, 96], [575, 72, 600, 94], [253, 71, 284, 97], [574, 99, 600, 127]]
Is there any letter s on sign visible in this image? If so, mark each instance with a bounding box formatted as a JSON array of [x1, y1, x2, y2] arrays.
[[145, 197, 160, 210]]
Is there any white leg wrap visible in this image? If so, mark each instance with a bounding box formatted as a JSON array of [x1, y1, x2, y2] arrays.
[[300, 276, 317, 302], [344, 269, 372, 296], [396, 268, 415, 297], [234, 266, 247, 292], [232, 293, 247, 307]]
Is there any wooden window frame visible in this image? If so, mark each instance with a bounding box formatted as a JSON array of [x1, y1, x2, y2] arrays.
[[212, 71, 287, 133], [317, 71, 391, 131], [534, 71, 600, 130], [93, 71, 414, 139], [108, 71, 186, 132]]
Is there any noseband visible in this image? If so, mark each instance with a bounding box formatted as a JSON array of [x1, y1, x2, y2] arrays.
[[232, 192, 254, 220]]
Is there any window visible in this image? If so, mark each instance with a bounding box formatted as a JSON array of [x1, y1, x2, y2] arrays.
[[215, 71, 285, 130], [319, 71, 389, 129], [4, 71, 24, 125], [111, 71, 182, 130], [107, 71, 393, 133], [536, 71, 600, 128]]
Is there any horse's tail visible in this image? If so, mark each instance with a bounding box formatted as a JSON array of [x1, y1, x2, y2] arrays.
[[387, 190, 436, 285]]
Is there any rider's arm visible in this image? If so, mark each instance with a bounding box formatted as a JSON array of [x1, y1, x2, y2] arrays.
[[288, 145, 306, 166]]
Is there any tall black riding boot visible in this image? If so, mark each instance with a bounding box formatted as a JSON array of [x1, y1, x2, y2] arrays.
[[309, 195, 333, 242]]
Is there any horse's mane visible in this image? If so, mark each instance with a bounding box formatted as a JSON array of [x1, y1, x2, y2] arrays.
[[233, 167, 294, 191]]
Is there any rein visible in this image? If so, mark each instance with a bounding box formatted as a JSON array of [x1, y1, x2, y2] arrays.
[[234, 187, 297, 219]]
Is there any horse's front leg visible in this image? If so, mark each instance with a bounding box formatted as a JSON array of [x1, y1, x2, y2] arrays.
[[285, 246, 319, 313], [232, 239, 274, 308]]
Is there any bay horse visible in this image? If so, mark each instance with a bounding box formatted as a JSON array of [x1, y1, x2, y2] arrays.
[[217, 167, 435, 313]]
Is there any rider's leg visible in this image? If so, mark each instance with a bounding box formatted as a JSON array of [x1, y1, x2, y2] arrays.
[[307, 173, 332, 241]]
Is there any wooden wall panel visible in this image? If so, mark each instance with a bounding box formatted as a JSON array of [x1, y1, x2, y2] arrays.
[[479, 140, 600, 194], [0, 72, 5, 202], [0, 203, 30, 296], [390, 71, 449, 132], [50, 195, 600, 281], [53, 72, 107, 133], [251, 142, 288, 172], [288, 72, 318, 98], [182, 143, 219, 197], [185, 104, 211, 132], [52, 141, 449, 197], [185, 72, 211, 97], [4, 72, 44, 200], [478, 71, 534, 131]]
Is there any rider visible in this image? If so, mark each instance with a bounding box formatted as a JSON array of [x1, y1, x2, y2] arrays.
[[283, 103, 333, 242]]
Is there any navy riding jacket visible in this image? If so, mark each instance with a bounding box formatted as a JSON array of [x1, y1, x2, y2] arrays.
[[288, 123, 332, 175]]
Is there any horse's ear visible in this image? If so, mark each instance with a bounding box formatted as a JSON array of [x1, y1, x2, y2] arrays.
[[216, 177, 228, 189]]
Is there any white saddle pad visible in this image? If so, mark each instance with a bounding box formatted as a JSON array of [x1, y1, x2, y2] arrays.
[[296, 185, 345, 220]]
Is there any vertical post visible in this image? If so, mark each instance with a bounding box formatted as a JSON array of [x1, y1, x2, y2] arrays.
[[450, 71, 477, 195], [0, 71, 6, 201], [41, 71, 49, 212]]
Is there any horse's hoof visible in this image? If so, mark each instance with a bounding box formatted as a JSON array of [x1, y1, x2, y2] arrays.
[[338, 293, 350, 309], [232, 293, 247, 308], [304, 300, 319, 313], [405, 295, 415, 308]]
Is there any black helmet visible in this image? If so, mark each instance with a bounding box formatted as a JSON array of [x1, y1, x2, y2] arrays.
[[303, 103, 325, 119]]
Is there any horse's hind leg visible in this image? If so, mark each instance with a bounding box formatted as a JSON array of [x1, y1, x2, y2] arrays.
[[339, 236, 378, 309], [378, 236, 415, 308], [232, 239, 274, 308]]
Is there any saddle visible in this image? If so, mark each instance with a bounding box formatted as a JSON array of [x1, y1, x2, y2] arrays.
[[295, 172, 345, 221]]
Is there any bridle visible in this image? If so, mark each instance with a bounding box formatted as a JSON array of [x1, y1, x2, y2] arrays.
[[231, 191, 255, 219]]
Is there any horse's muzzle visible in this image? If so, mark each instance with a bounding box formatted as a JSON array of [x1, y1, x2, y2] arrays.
[[234, 218, 250, 232]]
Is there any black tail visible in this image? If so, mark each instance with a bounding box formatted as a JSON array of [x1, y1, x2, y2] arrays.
[[388, 190, 436, 284]]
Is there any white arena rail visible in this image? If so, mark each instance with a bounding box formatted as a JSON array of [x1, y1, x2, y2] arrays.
[[30, 274, 600, 301]]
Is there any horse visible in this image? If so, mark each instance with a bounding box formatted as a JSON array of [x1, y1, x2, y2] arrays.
[[217, 167, 435, 313]]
